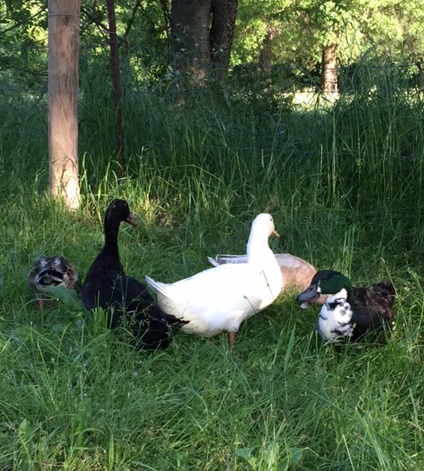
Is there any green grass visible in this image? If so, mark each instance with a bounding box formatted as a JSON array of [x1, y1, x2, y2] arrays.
[[1, 75, 424, 469]]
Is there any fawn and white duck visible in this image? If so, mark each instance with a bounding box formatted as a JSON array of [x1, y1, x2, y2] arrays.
[[208, 252, 318, 295]]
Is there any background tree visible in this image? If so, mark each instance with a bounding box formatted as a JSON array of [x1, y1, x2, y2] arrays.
[[170, 0, 238, 84], [106, 0, 124, 166], [210, 0, 238, 81], [2, 0, 424, 194], [355, 0, 424, 88], [48, 0, 80, 210]]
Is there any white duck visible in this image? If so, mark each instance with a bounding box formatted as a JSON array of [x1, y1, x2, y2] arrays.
[[145, 213, 283, 347]]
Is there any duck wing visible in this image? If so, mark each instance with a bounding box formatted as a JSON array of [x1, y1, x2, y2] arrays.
[[81, 272, 186, 350], [350, 283, 396, 341], [32, 267, 70, 289], [208, 254, 248, 266], [29, 256, 78, 290]]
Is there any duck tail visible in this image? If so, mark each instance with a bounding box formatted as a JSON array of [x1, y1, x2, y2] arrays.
[[372, 282, 396, 307], [145, 275, 166, 295], [207, 256, 219, 267], [131, 308, 188, 352]]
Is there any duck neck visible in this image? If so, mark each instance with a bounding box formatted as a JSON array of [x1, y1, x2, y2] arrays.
[[246, 232, 272, 265], [92, 218, 123, 274], [103, 219, 121, 255]]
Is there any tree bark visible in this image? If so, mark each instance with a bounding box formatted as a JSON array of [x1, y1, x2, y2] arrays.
[[171, 0, 238, 85], [210, 0, 238, 81], [171, 0, 212, 82], [258, 25, 278, 76], [48, 0, 80, 210], [418, 60, 424, 90], [321, 43, 338, 93]]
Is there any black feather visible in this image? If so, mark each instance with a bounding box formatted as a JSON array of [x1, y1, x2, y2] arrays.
[[349, 282, 396, 342]]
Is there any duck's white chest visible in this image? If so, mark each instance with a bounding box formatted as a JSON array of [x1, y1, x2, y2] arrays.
[[317, 290, 354, 342]]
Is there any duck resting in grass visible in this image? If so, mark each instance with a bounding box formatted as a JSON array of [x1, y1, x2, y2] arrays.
[[295, 270, 396, 343], [208, 253, 323, 299], [80, 199, 186, 351], [28, 256, 78, 309], [145, 213, 283, 348]]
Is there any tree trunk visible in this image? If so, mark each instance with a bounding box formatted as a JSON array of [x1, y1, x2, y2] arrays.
[[106, 0, 125, 168], [210, 0, 238, 81], [321, 43, 338, 93], [171, 0, 212, 83], [48, 0, 80, 210], [258, 25, 276, 76], [170, 0, 238, 85]]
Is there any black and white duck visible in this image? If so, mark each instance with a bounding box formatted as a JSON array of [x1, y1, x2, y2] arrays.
[[296, 270, 396, 343], [28, 256, 78, 309], [145, 213, 283, 348], [80, 199, 186, 351]]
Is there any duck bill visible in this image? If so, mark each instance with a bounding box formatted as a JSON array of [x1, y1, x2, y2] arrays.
[[126, 213, 139, 227], [272, 229, 280, 237], [295, 284, 320, 303]]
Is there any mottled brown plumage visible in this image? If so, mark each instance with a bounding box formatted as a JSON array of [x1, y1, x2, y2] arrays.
[[29, 256, 78, 309]]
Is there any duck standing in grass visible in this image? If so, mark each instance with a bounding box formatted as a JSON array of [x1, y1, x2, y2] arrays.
[[296, 270, 396, 343], [80, 199, 186, 351], [145, 213, 283, 348], [29, 256, 78, 309]]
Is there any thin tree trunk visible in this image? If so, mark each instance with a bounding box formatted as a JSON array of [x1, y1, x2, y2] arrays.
[[321, 43, 338, 93], [170, 0, 238, 87], [258, 25, 276, 76], [106, 0, 125, 168], [48, 0, 80, 210]]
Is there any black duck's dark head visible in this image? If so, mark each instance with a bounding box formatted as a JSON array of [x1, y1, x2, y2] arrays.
[[105, 199, 138, 227]]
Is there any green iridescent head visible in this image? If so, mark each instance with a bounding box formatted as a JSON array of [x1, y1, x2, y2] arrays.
[[296, 270, 353, 302]]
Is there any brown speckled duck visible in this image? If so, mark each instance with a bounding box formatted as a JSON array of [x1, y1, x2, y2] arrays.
[[29, 256, 78, 309]]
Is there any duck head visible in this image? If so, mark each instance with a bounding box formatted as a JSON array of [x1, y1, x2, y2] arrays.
[[105, 199, 139, 227], [250, 213, 280, 238], [296, 270, 352, 308], [247, 212, 279, 248]]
